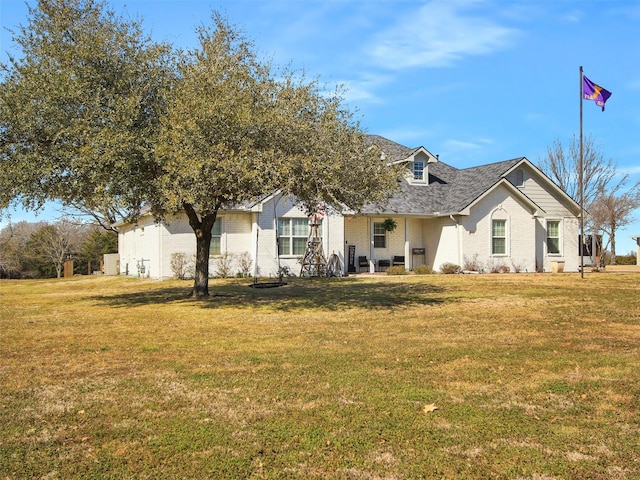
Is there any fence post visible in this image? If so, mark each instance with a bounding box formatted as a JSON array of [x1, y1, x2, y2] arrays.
[[64, 260, 74, 278]]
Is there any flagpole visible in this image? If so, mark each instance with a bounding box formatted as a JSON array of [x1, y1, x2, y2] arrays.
[[579, 66, 584, 278]]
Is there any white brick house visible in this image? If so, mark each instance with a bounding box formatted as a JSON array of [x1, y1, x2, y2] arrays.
[[116, 135, 582, 278]]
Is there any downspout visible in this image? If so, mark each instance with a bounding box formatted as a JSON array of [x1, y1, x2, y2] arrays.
[[450, 215, 462, 266]]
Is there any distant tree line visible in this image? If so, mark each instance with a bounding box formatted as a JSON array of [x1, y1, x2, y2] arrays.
[[0, 219, 117, 279]]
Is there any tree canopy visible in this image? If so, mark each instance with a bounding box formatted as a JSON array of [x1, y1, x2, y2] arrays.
[[539, 134, 616, 210], [1, 0, 399, 296], [0, 0, 172, 230]]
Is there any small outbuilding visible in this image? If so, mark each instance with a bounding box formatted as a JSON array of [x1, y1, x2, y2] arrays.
[[103, 253, 120, 276]]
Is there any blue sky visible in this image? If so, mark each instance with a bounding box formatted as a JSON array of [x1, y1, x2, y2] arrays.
[[2, 0, 640, 254]]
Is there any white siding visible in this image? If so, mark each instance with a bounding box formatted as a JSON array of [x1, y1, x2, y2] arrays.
[[535, 216, 580, 273], [254, 194, 345, 277], [344, 216, 372, 272], [118, 215, 161, 277], [418, 217, 455, 269], [461, 184, 537, 272], [160, 215, 195, 279], [209, 212, 253, 277], [407, 217, 425, 268], [119, 212, 254, 279], [513, 164, 576, 217], [156, 213, 254, 279], [429, 218, 460, 271]]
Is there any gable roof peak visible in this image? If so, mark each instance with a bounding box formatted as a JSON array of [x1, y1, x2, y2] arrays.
[[365, 134, 440, 165]]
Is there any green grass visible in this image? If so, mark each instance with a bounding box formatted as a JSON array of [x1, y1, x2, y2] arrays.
[[1, 273, 639, 479]]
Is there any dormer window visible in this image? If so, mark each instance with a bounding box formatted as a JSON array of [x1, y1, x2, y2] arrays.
[[397, 148, 435, 185], [413, 160, 426, 183]]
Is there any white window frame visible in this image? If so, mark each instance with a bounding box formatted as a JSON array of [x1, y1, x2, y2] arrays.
[[278, 218, 313, 256], [373, 222, 387, 248], [412, 160, 426, 183], [209, 218, 223, 256], [491, 219, 507, 256], [546, 219, 562, 256]]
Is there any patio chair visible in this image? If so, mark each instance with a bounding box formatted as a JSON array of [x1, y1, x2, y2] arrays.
[[358, 256, 369, 272], [392, 256, 405, 267], [378, 259, 390, 271]]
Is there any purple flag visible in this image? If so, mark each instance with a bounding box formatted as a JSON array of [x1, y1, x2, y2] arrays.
[[583, 76, 611, 111]]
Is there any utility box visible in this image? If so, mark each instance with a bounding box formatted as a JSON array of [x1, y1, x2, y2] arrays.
[[103, 253, 120, 275]]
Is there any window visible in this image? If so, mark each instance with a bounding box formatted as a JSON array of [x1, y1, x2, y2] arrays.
[[373, 222, 387, 248], [278, 218, 311, 256], [210, 219, 222, 255], [492, 220, 506, 255], [413, 160, 425, 181], [547, 220, 561, 254]]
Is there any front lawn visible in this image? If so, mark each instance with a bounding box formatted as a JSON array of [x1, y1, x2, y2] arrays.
[[1, 273, 638, 479]]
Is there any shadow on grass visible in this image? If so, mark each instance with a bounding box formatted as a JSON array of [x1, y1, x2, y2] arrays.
[[91, 277, 450, 311]]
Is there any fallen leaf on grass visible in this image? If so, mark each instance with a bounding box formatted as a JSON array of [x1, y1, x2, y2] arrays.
[[423, 404, 438, 413]]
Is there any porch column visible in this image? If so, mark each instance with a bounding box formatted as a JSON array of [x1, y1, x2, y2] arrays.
[[404, 218, 411, 270], [369, 217, 375, 273]]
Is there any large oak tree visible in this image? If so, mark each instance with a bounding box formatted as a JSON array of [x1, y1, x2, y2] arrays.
[[0, 0, 172, 231], [1, 0, 398, 297]]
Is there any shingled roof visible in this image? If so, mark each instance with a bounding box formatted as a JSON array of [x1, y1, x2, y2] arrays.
[[362, 135, 527, 216]]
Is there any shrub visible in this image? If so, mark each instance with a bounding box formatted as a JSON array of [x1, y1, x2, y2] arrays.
[[463, 254, 483, 272], [440, 262, 461, 274], [214, 252, 234, 278], [413, 264, 434, 275], [170, 252, 194, 279], [511, 259, 527, 273], [276, 265, 295, 278], [236, 251, 253, 277], [487, 258, 510, 273], [386, 266, 408, 275]]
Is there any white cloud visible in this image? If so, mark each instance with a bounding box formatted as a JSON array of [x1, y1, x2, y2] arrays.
[[619, 165, 640, 176], [337, 73, 393, 104], [444, 138, 493, 151], [369, 0, 520, 69], [436, 136, 497, 166]]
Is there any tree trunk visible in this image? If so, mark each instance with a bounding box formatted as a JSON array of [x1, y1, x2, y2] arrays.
[[183, 203, 217, 298], [610, 228, 617, 265]]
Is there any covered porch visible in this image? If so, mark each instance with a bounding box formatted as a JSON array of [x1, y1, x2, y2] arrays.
[[343, 215, 460, 274]]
